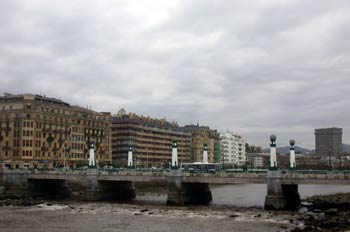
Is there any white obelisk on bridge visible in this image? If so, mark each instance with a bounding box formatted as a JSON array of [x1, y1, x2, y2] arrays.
[[88, 142, 96, 167], [289, 139, 296, 169], [127, 145, 133, 167], [203, 144, 209, 164], [171, 140, 178, 168], [269, 135, 277, 169]]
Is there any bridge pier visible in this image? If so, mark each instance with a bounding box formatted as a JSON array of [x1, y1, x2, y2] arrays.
[[85, 169, 136, 201], [167, 170, 184, 205], [264, 170, 300, 210], [167, 170, 212, 205], [84, 168, 99, 200], [0, 170, 30, 198]]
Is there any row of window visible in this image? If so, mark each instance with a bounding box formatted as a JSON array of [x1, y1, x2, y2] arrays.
[[1, 105, 13, 110], [2, 117, 107, 130], [23, 130, 33, 137]]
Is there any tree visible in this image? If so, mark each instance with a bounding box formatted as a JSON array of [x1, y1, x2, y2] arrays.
[[98, 160, 107, 168], [75, 160, 84, 168], [245, 143, 262, 153]]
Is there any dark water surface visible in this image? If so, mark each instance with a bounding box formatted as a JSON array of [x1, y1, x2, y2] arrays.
[[135, 183, 350, 207]]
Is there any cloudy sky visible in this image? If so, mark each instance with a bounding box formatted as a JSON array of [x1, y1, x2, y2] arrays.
[[1, 0, 349, 149]]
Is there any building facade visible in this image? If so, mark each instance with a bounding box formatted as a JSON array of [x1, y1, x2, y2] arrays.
[[0, 93, 112, 169], [183, 124, 220, 163], [220, 131, 246, 166], [315, 127, 342, 158], [111, 109, 191, 168], [246, 153, 269, 168]]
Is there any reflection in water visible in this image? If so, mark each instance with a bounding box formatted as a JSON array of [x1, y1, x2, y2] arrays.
[[134, 184, 350, 207]]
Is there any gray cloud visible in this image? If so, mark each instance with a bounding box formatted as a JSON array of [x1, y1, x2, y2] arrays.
[[1, 0, 350, 149]]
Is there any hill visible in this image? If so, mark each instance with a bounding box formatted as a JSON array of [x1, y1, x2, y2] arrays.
[[262, 146, 312, 154], [262, 144, 350, 155], [342, 144, 350, 154]]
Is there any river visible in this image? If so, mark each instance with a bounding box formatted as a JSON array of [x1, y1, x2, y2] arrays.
[[135, 183, 350, 207]]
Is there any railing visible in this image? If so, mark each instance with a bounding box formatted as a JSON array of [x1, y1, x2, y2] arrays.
[[4, 167, 350, 178]]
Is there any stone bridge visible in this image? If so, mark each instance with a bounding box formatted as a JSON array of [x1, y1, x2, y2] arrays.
[[2, 168, 350, 210]]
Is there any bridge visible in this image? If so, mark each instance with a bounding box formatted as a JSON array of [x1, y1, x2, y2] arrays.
[[2, 168, 350, 211], [1, 135, 349, 210]]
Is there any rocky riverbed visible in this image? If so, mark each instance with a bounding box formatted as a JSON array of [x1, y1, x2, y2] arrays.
[[1, 193, 350, 232], [0, 200, 300, 232], [292, 193, 350, 232]]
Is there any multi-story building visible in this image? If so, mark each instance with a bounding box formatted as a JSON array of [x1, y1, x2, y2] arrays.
[[246, 153, 269, 168], [183, 124, 220, 163], [111, 109, 191, 168], [0, 93, 112, 169], [315, 127, 342, 158], [220, 131, 246, 166]]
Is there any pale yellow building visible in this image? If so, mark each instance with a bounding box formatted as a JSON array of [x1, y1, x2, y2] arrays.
[[183, 124, 220, 163], [0, 93, 111, 169]]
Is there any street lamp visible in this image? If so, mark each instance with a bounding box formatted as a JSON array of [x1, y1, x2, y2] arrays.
[[64, 147, 70, 169], [328, 148, 332, 171], [221, 150, 225, 170], [245, 155, 248, 173], [146, 147, 148, 169]]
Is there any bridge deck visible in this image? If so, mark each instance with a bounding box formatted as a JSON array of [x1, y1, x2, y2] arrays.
[[2, 170, 350, 185]]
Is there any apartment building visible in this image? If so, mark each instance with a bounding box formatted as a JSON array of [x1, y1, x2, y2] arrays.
[[111, 109, 191, 168], [183, 124, 220, 163], [220, 131, 246, 166], [0, 93, 111, 169]]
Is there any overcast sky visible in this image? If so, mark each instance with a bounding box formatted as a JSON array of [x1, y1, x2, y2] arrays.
[[1, 0, 349, 149]]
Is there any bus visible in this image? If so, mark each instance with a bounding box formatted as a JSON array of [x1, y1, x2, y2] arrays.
[[181, 163, 222, 173]]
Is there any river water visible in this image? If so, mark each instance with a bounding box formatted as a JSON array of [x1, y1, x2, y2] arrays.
[[1, 184, 350, 232], [135, 183, 350, 207]]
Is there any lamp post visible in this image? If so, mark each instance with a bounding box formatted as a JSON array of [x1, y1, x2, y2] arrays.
[[146, 147, 148, 169], [221, 150, 225, 170], [64, 147, 70, 169], [328, 148, 332, 171], [245, 155, 248, 173]]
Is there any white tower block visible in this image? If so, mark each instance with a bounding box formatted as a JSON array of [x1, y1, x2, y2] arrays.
[[127, 146, 133, 167], [289, 139, 296, 169], [269, 135, 277, 169], [171, 140, 178, 168], [203, 144, 209, 164], [88, 142, 96, 167]]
